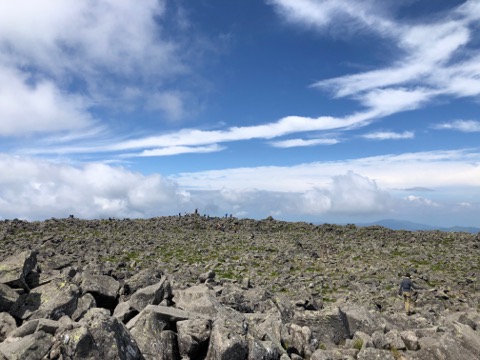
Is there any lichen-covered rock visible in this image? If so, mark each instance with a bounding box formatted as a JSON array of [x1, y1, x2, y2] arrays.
[[0, 331, 53, 360], [10, 278, 79, 320], [53, 324, 100, 360], [81, 308, 143, 360], [72, 293, 97, 321]]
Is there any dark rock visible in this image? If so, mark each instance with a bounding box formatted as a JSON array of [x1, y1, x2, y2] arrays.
[[0, 250, 37, 290], [0, 284, 19, 312], [81, 308, 143, 359], [0, 331, 53, 360], [81, 273, 120, 311]]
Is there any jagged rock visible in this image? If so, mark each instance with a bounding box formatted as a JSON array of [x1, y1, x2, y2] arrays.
[[371, 330, 389, 350], [0, 331, 53, 360], [177, 318, 212, 359], [293, 307, 350, 346], [411, 329, 480, 360], [173, 285, 223, 317], [400, 330, 419, 351], [352, 331, 374, 350], [340, 304, 387, 336], [128, 306, 174, 360], [247, 338, 283, 360], [0, 284, 19, 312], [129, 276, 171, 312], [81, 308, 143, 359], [356, 347, 395, 359], [7, 318, 59, 341], [81, 273, 119, 310], [310, 348, 358, 360], [113, 301, 138, 324], [0, 250, 37, 289], [53, 324, 100, 359], [10, 278, 79, 320], [205, 308, 249, 360], [0, 312, 16, 342], [121, 268, 164, 299], [72, 293, 97, 321], [287, 323, 316, 358]]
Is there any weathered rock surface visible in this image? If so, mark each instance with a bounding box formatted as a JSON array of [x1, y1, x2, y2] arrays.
[[0, 216, 479, 359]]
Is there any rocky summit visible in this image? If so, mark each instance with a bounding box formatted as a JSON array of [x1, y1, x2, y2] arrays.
[[0, 214, 479, 360]]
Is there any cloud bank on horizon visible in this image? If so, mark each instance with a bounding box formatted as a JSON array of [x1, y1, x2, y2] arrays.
[[0, 0, 479, 226]]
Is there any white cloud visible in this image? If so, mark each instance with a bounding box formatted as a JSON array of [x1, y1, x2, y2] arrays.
[[0, 151, 478, 223], [126, 144, 224, 157], [362, 131, 414, 140], [404, 195, 439, 207], [270, 138, 339, 148], [276, 1, 480, 127], [0, 154, 189, 220], [0, 66, 95, 136], [146, 91, 188, 122], [0, 0, 188, 136], [433, 120, 480, 132]]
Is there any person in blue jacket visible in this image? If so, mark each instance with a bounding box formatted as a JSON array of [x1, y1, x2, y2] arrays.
[[399, 273, 419, 315]]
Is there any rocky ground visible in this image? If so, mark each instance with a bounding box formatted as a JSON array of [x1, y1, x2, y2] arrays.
[[0, 214, 479, 359]]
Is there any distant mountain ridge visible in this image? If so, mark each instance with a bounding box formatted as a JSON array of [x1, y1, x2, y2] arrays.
[[356, 219, 480, 233]]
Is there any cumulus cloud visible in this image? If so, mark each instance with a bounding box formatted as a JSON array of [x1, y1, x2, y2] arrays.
[[0, 66, 95, 136], [0, 154, 190, 220]]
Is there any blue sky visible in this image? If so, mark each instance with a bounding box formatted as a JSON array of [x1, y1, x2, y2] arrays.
[[1, 0, 480, 227]]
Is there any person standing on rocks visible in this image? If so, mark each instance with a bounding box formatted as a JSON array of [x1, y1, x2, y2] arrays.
[[398, 272, 419, 315]]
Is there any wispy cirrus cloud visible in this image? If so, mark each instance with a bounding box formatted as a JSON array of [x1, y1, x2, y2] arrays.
[[361, 131, 414, 140], [270, 0, 480, 130], [270, 138, 339, 148], [433, 120, 480, 132]]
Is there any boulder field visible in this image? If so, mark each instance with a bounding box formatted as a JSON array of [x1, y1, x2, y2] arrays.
[[0, 215, 479, 359]]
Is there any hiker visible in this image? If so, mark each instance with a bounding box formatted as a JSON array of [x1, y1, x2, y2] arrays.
[[398, 272, 419, 315]]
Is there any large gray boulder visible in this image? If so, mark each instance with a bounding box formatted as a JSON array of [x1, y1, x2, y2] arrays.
[[81, 308, 143, 360], [52, 324, 100, 360], [0, 284, 19, 313], [10, 278, 79, 320], [173, 285, 223, 317], [0, 331, 53, 360], [205, 308, 249, 360], [129, 276, 171, 312], [293, 307, 350, 346], [81, 273, 120, 309], [411, 331, 480, 360], [128, 306, 177, 360], [177, 318, 212, 359], [0, 312, 16, 342], [0, 250, 37, 289]]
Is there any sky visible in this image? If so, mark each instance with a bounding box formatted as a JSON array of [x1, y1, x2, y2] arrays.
[[1, 0, 480, 227]]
